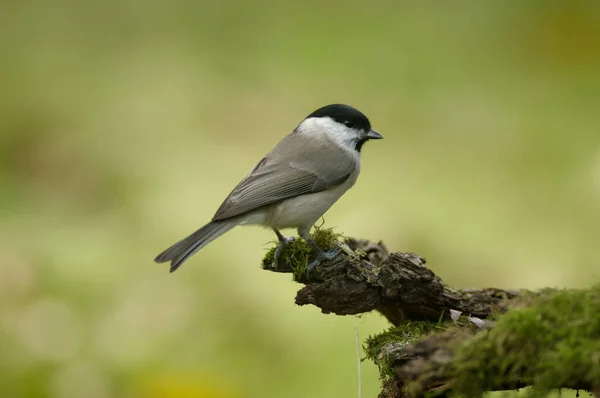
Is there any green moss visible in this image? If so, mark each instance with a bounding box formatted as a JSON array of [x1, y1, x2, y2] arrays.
[[365, 321, 450, 379], [365, 285, 600, 396], [261, 227, 341, 280], [450, 282, 600, 397]]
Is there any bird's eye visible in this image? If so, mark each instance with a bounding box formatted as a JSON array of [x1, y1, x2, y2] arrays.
[[343, 121, 354, 128]]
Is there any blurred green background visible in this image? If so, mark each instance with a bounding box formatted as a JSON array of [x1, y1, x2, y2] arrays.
[[1, 1, 600, 397]]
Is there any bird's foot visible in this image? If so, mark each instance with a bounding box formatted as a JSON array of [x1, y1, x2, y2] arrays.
[[271, 236, 296, 269], [306, 248, 341, 277]]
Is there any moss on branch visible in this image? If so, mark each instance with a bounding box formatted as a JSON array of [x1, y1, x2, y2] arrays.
[[260, 229, 600, 397], [367, 283, 600, 396], [450, 283, 600, 396], [260, 226, 341, 280]]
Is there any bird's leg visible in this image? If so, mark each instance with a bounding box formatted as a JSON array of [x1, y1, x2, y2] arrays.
[[298, 227, 340, 276], [271, 228, 295, 269]]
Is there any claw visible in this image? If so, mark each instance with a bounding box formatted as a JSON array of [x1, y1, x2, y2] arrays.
[[271, 236, 296, 269], [306, 248, 341, 277]]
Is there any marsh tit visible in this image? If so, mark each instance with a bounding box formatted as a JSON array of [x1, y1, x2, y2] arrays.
[[155, 104, 383, 272]]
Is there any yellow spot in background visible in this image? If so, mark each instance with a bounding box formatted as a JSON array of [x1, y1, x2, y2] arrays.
[[132, 372, 240, 398]]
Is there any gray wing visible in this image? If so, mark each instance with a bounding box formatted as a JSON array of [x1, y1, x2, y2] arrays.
[[212, 132, 356, 221]]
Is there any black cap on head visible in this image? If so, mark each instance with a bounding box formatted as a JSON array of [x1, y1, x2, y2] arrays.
[[305, 104, 372, 132]]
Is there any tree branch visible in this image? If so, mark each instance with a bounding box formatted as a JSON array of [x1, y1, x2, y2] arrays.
[[262, 233, 600, 397], [267, 237, 522, 325]]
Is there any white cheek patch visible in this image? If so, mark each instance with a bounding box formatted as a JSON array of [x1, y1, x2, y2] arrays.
[[297, 117, 361, 149]]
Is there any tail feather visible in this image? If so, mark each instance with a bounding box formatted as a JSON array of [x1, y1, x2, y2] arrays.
[[154, 220, 237, 272]]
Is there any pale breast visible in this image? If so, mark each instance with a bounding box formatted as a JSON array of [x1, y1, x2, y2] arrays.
[[266, 165, 360, 230]]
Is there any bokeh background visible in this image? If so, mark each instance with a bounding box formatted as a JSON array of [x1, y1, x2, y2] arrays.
[[1, 1, 600, 397]]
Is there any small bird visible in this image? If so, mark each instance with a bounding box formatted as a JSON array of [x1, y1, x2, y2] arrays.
[[155, 104, 383, 273]]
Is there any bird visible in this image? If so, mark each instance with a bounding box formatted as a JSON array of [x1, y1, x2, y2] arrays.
[[154, 103, 383, 273]]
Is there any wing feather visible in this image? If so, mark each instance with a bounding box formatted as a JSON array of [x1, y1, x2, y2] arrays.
[[212, 133, 356, 221]]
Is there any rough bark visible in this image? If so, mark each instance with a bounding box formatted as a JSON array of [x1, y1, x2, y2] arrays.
[[268, 238, 523, 325], [263, 236, 600, 398]]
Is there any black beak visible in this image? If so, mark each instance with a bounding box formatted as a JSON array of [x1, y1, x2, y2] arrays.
[[366, 130, 383, 140]]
